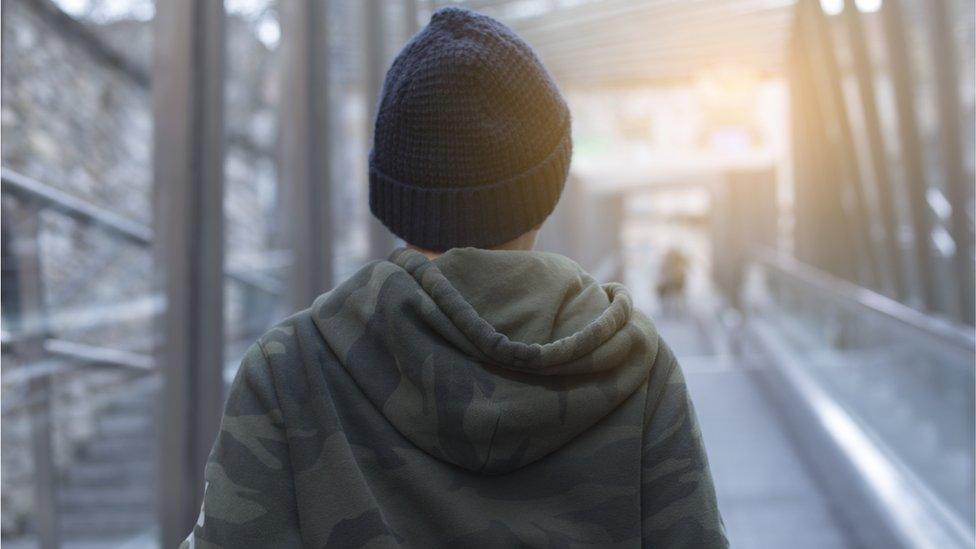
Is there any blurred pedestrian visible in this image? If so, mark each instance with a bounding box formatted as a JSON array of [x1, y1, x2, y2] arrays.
[[657, 246, 689, 316]]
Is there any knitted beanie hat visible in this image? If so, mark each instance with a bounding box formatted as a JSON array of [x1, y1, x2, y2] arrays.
[[369, 6, 572, 252]]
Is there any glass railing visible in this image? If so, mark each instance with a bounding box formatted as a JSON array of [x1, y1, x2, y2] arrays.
[[747, 249, 975, 545], [1, 168, 284, 547]]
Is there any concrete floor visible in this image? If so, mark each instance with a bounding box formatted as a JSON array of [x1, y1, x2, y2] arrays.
[[656, 314, 855, 549]]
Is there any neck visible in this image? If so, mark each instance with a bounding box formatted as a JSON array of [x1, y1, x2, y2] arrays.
[[407, 229, 539, 260]]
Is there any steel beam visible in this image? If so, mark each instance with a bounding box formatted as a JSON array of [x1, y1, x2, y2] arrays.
[[522, 1, 789, 57], [280, 0, 334, 308], [789, 31, 818, 266], [539, 36, 786, 84], [841, 0, 906, 300], [365, 0, 397, 259], [793, 14, 858, 280], [536, 16, 790, 69], [512, 0, 775, 37], [927, 0, 974, 324], [404, 0, 420, 37], [152, 1, 226, 546], [802, 0, 881, 289], [880, 0, 938, 312]]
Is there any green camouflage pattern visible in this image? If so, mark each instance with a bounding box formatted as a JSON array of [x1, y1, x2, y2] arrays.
[[182, 247, 726, 548]]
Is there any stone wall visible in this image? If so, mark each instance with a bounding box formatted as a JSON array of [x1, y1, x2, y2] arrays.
[[0, 0, 280, 536], [1, 1, 153, 534]]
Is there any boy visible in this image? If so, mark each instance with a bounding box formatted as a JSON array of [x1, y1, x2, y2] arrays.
[[183, 7, 726, 548]]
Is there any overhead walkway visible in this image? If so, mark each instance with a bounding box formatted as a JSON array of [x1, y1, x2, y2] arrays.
[[678, 330, 856, 549], [631, 263, 860, 547]]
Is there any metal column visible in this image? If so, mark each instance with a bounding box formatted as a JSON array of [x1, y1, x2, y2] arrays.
[[802, 0, 882, 290], [2, 200, 59, 549], [404, 0, 420, 37], [928, 0, 974, 324], [152, 1, 226, 546], [280, 0, 334, 308], [793, 4, 859, 281], [880, 0, 939, 312], [841, 0, 907, 300], [365, 0, 397, 260], [789, 33, 816, 266]]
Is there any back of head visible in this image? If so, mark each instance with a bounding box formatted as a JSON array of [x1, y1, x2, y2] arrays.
[[369, 7, 572, 252]]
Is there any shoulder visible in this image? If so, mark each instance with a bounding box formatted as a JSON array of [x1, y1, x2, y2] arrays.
[[641, 335, 683, 422], [237, 307, 322, 390], [649, 335, 678, 376], [254, 309, 310, 361]]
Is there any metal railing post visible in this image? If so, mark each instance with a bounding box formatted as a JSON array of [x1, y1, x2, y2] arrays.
[[2, 198, 60, 548], [927, 0, 974, 324], [841, 0, 907, 301], [152, 0, 226, 545], [364, 0, 398, 260], [800, 0, 883, 290], [880, 0, 939, 313], [279, 0, 335, 308]]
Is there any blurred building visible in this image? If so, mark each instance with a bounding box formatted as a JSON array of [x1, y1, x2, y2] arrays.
[[1, 0, 973, 548]]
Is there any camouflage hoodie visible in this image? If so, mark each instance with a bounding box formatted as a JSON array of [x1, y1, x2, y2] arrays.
[[183, 247, 726, 548]]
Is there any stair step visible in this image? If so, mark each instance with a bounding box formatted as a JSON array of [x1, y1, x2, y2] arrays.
[[65, 460, 155, 486], [81, 438, 155, 462], [59, 487, 154, 512], [101, 398, 155, 418], [96, 414, 154, 438], [59, 511, 155, 539]]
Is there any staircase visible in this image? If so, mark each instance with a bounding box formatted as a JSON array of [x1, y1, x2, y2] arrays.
[[57, 375, 158, 544]]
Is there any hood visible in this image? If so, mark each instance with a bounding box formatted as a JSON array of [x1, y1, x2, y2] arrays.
[[311, 247, 658, 474]]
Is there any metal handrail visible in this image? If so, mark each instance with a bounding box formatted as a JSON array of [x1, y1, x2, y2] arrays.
[[0, 166, 286, 415], [2, 168, 152, 243], [753, 247, 976, 354], [1, 167, 283, 296]]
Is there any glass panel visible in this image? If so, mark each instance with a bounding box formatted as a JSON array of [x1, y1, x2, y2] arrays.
[[751, 259, 975, 529], [860, 8, 925, 307], [829, 14, 888, 283], [900, 0, 960, 319], [223, 0, 286, 368], [950, 0, 975, 254]]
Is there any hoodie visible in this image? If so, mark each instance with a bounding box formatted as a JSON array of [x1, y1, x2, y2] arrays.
[[182, 248, 726, 548]]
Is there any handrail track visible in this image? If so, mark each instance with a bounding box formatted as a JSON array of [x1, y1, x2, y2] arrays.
[[753, 247, 975, 355]]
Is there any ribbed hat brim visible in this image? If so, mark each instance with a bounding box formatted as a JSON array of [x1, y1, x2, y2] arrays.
[[369, 130, 572, 252]]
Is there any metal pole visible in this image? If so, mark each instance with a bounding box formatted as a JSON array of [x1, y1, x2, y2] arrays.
[[2, 199, 59, 549], [404, 0, 420, 38], [880, 0, 939, 312], [790, 28, 822, 269], [365, 0, 397, 259], [280, 0, 333, 308], [152, 1, 226, 546], [802, 0, 882, 290], [793, 11, 859, 280], [27, 375, 58, 549], [927, 0, 974, 324], [841, 0, 907, 301]]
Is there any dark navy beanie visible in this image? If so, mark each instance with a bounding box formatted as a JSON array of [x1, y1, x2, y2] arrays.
[[369, 6, 572, 252]]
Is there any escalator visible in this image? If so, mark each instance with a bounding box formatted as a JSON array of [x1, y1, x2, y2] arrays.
[[630, 245, 975, 549]]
